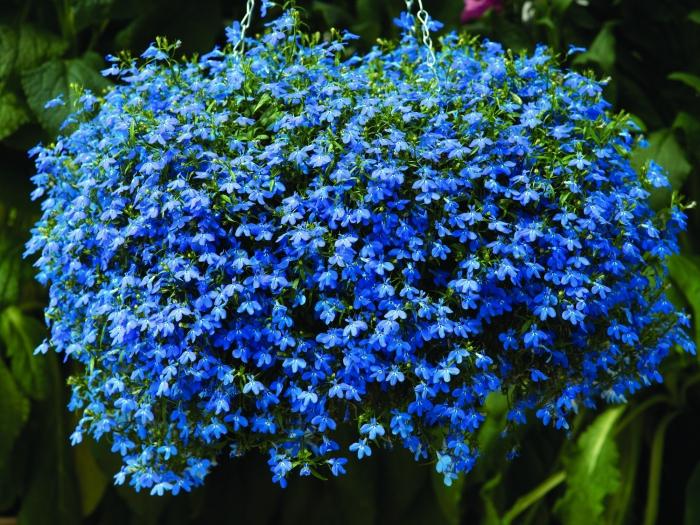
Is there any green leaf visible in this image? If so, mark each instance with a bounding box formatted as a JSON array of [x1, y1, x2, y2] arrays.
[[15, 25, 68, 72], [21, 53, 110, 134], [673, 112, 700, 138], [0, 306, 49, 399], [573, 22, 616, 72], [17, 352, 81, 525], [673, 113, 700, 157], [71, 0, 117, 31], [0, 430, 28, 512], [668, 255, 700, 346], [0, 357, 30, 468], [554, 407, 624, 525], [0, 26, 19, 82], [689, 10, 700, 24], [685, 460, 700, 525], [431, 470, 464, 525], [668, 72, 700, 94], [0, 89, 31, 140], [605, 419, 642, 525], [631, 128, 693, 190]]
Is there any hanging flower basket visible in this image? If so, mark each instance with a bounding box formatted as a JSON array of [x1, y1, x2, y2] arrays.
[[26, 0, 693, 495]]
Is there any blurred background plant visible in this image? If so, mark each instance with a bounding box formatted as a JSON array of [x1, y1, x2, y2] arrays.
[[0, 0, 699, 523]]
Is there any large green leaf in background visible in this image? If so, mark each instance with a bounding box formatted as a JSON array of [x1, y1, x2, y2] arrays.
[[572, 21, 616, 73], [0, 357, 30, 469], [0, 306, 49, 399], [669, 72, 700, 94], [554, 407, 624, 525], [668, 255, 700, 346], [632, 128, 693, 194], [17, 353, 81, 525], [0, 90, 31, 140], [0, 24, 67, 82], [21, 52, 110, 134]]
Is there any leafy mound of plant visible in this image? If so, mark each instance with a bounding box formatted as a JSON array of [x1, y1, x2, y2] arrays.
[[26, 8, 693, 495]]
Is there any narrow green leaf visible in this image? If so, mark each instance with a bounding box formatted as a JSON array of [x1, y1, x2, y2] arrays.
[[21, 53, 110, 134], [0, 357, 30, 468], [0, 306, 49, 399], [644, 412, 677, 525], [668, 255, 700, 346], [479, 473, 504, 525], [554, 407, 624, 525], [503, 471, 567, 525], [689, 10, 700, 24], [668, 72, 700, 93]]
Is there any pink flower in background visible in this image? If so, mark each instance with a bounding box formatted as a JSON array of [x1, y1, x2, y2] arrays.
[[460, 0, 503, 23]]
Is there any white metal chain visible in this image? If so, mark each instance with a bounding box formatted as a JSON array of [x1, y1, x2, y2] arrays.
[[415, 0, 437, 68], [234, 0, 256, 54], [235, 0, 436, 71], [404, 0, 437, 71]]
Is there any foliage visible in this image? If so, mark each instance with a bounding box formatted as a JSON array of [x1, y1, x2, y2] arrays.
[[1, 0, 699, 524]]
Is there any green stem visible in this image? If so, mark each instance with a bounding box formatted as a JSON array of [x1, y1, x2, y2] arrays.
[[613, 395, 668, 437], [501, 471, 567, 525], [643, 411, 678, 525], [679, 371, 700, 402]]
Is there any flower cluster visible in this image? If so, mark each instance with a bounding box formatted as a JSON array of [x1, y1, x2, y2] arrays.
[[27, 8, 693, 495]]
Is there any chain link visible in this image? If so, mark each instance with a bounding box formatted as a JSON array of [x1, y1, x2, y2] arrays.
[[234, 0, 256, 54], [234, 0, 436, 72], [415, 0, 437, 69], [405, 0, 437, 74]]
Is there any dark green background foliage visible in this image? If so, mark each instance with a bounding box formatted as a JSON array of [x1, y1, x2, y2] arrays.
[[1, 0, 699, 523]]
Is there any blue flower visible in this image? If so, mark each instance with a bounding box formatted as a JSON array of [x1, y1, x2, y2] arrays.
[[26, 7, 691, 494]]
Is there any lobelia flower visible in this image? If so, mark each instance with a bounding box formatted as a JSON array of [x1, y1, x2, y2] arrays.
[[461, 0, 503, 23], [27, 7, 693, 495]]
